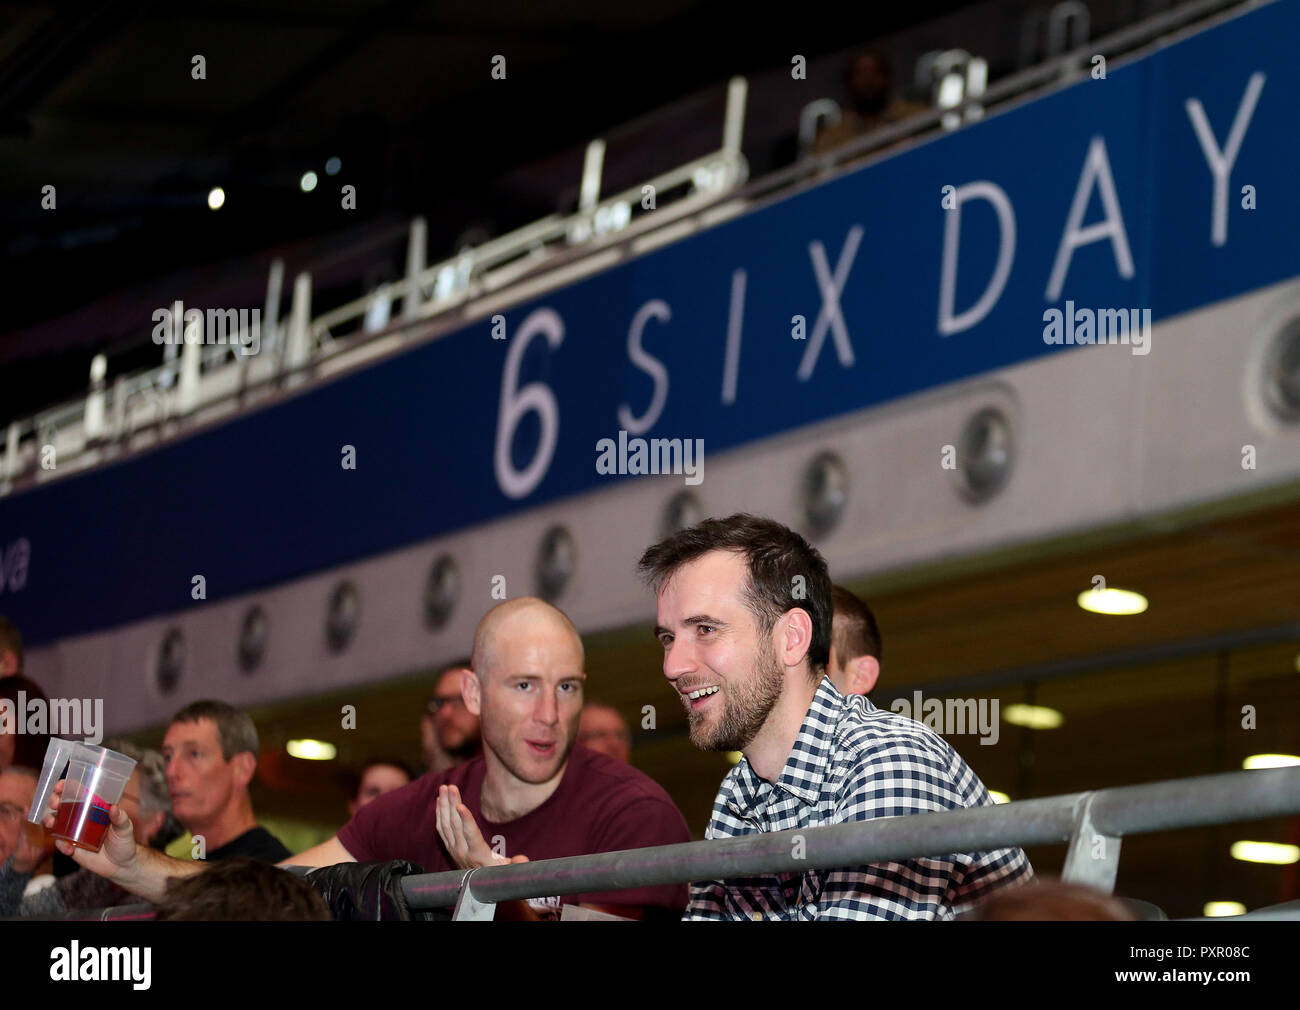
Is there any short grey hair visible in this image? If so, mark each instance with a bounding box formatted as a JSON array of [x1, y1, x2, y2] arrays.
[[105, 738, 181, 849]]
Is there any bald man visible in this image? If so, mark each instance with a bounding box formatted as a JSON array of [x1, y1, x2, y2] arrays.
[[43, 598, 691, 920]]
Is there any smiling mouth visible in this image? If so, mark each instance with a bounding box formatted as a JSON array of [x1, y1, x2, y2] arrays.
[[685, 685, 720, 709]]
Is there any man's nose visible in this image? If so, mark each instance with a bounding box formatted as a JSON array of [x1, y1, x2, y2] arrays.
[[663, 635, 696, 683], [534, 689, 559, 726]]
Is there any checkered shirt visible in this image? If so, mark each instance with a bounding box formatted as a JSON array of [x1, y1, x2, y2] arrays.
[[685, 677, 1034, 920]]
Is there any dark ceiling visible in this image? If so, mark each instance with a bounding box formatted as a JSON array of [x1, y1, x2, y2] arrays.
[[0, 0, 978, 372]]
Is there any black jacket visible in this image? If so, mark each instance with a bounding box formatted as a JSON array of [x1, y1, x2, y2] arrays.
[[302, 860, 446, 921]]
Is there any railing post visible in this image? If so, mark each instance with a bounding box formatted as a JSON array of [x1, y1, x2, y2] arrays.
[[3, 422, 17, 487], [284, 271, 313, 384], [579, 139, 605, 215], [451, 869, 497, 921], [263, 257, 284, 356], [178, 318, 201, 414], [404, 217, 427, 320], [1060, 793, 1122, 893], [84, 354, 107, 441]]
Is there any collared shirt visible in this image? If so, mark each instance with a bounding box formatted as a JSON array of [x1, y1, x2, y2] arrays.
[[686, 677, 1034, 920]]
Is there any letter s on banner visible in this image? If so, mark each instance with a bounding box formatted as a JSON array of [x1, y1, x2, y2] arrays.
[[495, 308, 564, 499]]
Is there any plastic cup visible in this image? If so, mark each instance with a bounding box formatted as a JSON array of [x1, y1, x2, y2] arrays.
[[50, 744, 136, 852], [26, 737, 78, 824]]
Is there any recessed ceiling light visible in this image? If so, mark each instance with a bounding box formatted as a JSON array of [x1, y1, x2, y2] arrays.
[[1242, 753, 1300, 770], [287, 739, 336, 761], [1203, 901, 1246, 917], [1230, 840, 1299, 865], [207, 187, 225, 211], [1002, 703, 1064, 729], [1077, 587, 1148, 615], [325, 156, 342, 176], [300, 171, 318, 192]]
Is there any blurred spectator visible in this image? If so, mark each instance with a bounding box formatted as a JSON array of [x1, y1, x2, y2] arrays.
[[1, 739, 182, 916], [345, 758, 415, 817], [0, 616, 21, 677], [827, 585, 882, 696], [0, 671, 52, 774], [163, 701, 289, 862], [153, 857, 331, 921], [959, 879, 1136, 921], [420, 660, 481, 773], [578, 702, 632, 763], [813, 50, 928, 155], [0, 766, 46, 879]]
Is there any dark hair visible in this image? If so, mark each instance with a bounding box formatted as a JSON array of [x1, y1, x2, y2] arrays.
[[169, 700, 258, 762], [959, 880, 1136, 922], [0, 616, 23, 671], [830, 585, 883, 664], [342, 757, 417, 799], [0, 673, 50, 769], [638, 514, 831, 678], [153, 858, 331, 921]]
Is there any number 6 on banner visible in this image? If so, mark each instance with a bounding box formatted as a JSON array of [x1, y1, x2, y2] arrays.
[[494, 307, 564, 499]]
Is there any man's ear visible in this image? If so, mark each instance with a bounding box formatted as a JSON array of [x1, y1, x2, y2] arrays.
[[777, 609, 815, 672], [848, 655, 880, 696], [231, 751, 257, 789], [0, 650, 17, 677], [462, 669, 482, 716]]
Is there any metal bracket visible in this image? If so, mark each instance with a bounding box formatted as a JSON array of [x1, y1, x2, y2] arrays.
[[452, 868, 498, 921], [1060, 792, 1122, 893]]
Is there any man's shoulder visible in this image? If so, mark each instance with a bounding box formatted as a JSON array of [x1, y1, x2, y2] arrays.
[[832, 697, 962, 776], [568, 745, 683, 814]]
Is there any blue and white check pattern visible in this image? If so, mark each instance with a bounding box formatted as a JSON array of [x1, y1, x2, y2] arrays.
[[686, 677, 1034, 920]]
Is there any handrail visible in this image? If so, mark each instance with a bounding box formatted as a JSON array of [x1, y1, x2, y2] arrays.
[[6, 768, 1296, 921], [399, 767, 1300, 914]]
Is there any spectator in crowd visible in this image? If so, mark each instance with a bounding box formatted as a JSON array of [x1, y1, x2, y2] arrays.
[[0, 766, 48, 889], [1, 739, 180, 917], [639, 513, 1034, 920], [959, 879, 1136, 921], [813, 49, 928, 155], [420, 659, 481, 773], [577, 702, 632, 763], [0, 651, 52, 774], [153, 857, 331, 921], [161, 700, 290, 862], [0, 616, 22, 679], [827, 584, 882, 696], [345, 758, 415, 817], [44, 599, 692, 920]]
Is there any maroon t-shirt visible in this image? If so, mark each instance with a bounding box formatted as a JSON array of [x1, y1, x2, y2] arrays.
[[337, 744, 690, 916]]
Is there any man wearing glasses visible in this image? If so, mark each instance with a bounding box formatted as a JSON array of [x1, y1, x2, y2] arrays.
[[420, 660, 482, 773]]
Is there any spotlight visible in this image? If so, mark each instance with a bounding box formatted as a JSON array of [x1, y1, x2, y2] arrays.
[[1077, 588, 1148, 615], [287, 739, 337, 761], [300, 171, 318, 193], [1002, 704, 1063, 729], [207, 187, 225, 210], [325, 156, 342, 176]]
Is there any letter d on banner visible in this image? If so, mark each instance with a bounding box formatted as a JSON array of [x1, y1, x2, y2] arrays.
[[938, 181, 1016, 336]]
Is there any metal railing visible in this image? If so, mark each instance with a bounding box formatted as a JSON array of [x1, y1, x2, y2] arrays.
[[403, 766, 1300, 919], [10, 766, 1298, 921]]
